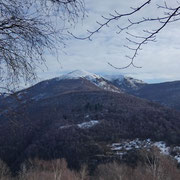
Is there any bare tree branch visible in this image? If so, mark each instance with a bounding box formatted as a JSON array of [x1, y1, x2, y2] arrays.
[[71, 0, 180, 69], [69, 0, 151, 41]]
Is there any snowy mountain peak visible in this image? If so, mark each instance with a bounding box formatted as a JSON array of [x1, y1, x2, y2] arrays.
[[57, 70, 122, 93], [103, 74, 145, 85], [124, 77, 146, 88], [58, 69, 101, 80], [103, 74, 146, 90], [56, 70, 146, 92]]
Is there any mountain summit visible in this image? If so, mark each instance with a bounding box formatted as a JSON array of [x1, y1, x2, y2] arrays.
[[56, 69, 122, 93], [58, 69, 101, 80]]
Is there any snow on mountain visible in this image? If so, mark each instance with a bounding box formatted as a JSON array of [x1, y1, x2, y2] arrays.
[[124, 77, 146, 89], [77, 120, 99, 129], [103, 74, 146, 90], [54, 69, 146, 93], [104, 74, 145, 86], [1, 70, 146, 104], [58, 69, 101, 80], [58, 120, 99, 130], [57, 70, 122, 93], [109, 139, 180, 164], [58, 70, 146, 92]]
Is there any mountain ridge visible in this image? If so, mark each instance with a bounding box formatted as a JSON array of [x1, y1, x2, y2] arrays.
[[1, 69, 180, 111]]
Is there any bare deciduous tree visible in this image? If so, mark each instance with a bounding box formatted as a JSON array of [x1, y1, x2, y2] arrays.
[[18, 158, 86, 180], [134, 147, 180, 180], [0, 0, 85, 90]]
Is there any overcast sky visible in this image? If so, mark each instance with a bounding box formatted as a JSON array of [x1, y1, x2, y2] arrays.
[[38, 0, 180, 83]]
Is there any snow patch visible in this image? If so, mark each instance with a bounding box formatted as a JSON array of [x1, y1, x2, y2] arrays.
[[153, 141, 170, 155], [77, 120, 99, 129], [95, 80, 121, 93], [85, 114, 90, 118], [59, 120, 100, 130], [109, 139, 180, 163], [175, 155, 180, 163], [59, 125, 73, 129]]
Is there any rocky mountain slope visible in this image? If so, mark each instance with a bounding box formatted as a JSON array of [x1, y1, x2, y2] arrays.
[[0, 70, 180, 172]]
